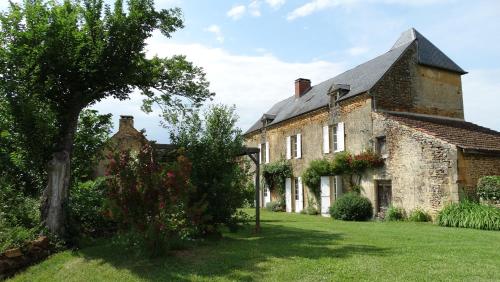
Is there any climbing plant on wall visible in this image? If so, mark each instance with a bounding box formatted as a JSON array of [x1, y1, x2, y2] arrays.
[[302, 159, 333, 200], [262, 160, 293, 200], [303, 151, 384, 196]]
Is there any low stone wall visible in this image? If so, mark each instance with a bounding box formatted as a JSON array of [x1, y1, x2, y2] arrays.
[[0, 236, 51, 279]]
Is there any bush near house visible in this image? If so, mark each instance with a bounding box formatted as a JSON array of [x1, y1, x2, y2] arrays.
[[265, 201, 285, 212], [477, 176, 500, 204], [408, 208, 431, 222], [437, 201, 500, 231], [385, 206, 406, 221], [329, 192, 373, 221]]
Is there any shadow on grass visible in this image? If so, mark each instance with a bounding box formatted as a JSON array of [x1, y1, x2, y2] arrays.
[[76, 223, 390, 281]]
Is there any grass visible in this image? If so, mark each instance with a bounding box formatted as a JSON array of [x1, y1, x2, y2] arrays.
[[8, 209, 500, 281]]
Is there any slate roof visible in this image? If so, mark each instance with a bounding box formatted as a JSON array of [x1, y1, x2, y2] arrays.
[[245, 28, 466, 135], [385, 112, 500, 153], [391, 28, 467, 74]]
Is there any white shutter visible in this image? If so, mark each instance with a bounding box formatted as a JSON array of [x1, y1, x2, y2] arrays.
[[265, 141, 270, 164], [296, 134, 302, 159], [258, 143, 262, 164], [286, 136, 291, 160], [337, 122, 345, 152], [285, 178, 292, 212], [320, 176, 331, 215], [322, 125, 330, 154], [296, 177, 303, 213]]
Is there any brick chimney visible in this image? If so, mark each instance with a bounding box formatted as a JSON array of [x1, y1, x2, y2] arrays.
[[119, 115, 134, 131], [295, 78, 311, 98]]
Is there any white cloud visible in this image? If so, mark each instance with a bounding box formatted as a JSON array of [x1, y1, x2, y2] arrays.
[[287, 0, 450, 20], [347, 46, 369, 56], [204, 24, 224, 43], [227, 5, 247, 20], [141, 39, 346, 137], [249, 0, 262, 17], [265, 0, 286, 9]]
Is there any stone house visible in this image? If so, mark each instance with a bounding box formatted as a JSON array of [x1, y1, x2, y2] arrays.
[[244, 28, 500, 216], [95, 115, 175, 176]]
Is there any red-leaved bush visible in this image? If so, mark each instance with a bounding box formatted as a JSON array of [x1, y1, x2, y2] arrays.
[[104, 142, 206, 252]]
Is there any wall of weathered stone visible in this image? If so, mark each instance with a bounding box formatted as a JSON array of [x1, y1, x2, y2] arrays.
[[413, 65, 464, 119], [372, 42, 464, 119], [244, 108, 330, 210], [457, 151, 500, 199], [333, 93, 373, 154], [371, 113, 459, 215]]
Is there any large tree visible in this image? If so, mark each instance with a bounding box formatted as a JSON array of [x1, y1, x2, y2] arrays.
[[0, 0, 212, 236]]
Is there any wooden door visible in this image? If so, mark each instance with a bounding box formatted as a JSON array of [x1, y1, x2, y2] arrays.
[[377, 181, 392, 213]]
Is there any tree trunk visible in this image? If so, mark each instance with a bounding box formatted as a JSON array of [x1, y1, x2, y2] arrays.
[[41, 114, 79, 237]]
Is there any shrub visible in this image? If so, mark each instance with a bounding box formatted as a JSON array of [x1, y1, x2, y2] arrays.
[[477, 176, 500, 203], [385, 206, 406, 221], [0, 180, 40, 229], [69, 178, 116, 237], [408, 208, 431, 222], [106, 143, 200, 255], [437, 201, 500, 231], [329, 192, 373, 221], [0, 225, 38, 253], [303, 205, 319, 215], [265, 201, 285, 212]]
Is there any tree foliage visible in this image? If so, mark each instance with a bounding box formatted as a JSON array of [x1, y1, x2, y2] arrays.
[[171, 105, 249, 233], [0, 0, 213, 235], [72, 109, 112, 184]]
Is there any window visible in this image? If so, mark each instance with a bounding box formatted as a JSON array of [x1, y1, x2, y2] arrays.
[[332, 125, 338, 152], [376, 136, 387, 157], [291, 135, 297, 158], [264, 187, 268, 197], [332, 123, 345, 152], [294, 178, 299, 200]]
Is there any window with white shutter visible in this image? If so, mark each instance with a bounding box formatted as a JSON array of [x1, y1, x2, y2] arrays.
[[258, 143, 262, 163], [337, 122, 345, 152], [323, 125, 330, 154], [333, 122, 345, 152], [286, 136, 291, 160], [265, 141, 270, 164], [296, 133, 302, 158]]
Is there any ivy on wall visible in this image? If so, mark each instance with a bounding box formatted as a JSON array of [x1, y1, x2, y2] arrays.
[[302, 151, 384, 200], [262, 159, 293, 200]]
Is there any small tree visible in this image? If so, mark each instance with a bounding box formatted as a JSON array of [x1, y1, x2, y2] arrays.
[[0, 0, 212, 236], [171, 105, 248, 234]]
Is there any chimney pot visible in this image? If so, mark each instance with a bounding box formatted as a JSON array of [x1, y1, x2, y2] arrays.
[[119, 115, 134, 131], [295, 78, 311, 98]]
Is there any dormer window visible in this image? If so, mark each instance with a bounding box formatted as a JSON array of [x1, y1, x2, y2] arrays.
[[331, 84, 351, 103]]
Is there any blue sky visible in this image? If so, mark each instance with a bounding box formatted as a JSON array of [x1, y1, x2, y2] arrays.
[[2, 0, 500, 142]]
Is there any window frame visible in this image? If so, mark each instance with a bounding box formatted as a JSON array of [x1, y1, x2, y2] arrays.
[[332, 124, 338, 152]]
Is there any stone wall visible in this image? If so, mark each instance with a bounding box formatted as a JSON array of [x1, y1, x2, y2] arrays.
[[372, 42, 464, 119], [371, 113, 459, 215], [334, 93, 373, 154], [244, 108, 330, 209], [0, 237, 51, 279], [457, 151, 500, 199]]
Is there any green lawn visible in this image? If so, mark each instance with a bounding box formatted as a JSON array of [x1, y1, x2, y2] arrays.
[[9, 210, 500, 281]]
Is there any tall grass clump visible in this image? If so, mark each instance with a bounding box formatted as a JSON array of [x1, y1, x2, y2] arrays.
[[437, 201, 500, 231]]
